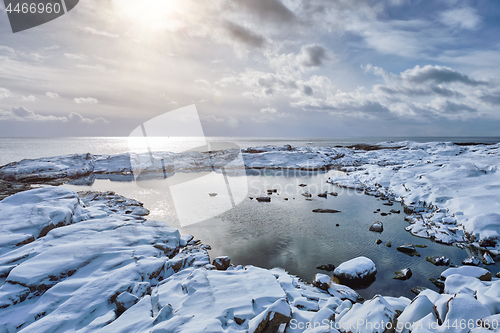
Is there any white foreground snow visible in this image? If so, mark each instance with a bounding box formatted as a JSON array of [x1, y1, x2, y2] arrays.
[[1, 187, 500, 332]]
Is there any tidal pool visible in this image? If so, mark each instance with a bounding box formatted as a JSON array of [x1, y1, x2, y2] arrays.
[[64, 169, 497, 299]]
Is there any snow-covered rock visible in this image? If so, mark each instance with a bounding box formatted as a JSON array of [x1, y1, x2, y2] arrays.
[[334, 257, 377, 282], [441, 266, 492, 281], [337, 295, 397, 333]]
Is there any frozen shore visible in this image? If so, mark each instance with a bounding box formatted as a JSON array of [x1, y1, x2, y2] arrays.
[[1, 141, 499, 253], [1, 186, 499, 333]]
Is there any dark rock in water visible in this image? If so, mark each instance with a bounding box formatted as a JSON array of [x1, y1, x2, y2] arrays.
[[299, 184, 307, 187], [249, 197, 253, 200], [376, 209, 381, 212], [376, 239, 382, 245], [336, 224, 340, 227], [429, 278, 445, 289], [301, 191, 312, 198], [390, 209, 401, 214], [312, 209, 341, 213], [479, 239, 497, 248], [415, 244, 427, 248], [316, 264, 336, 271], [411, 286, 427, 295], [397, 244, 420, 256], [369, 221, 384, 232], [318, 192, 328, 198], [305, 198, 313, 201], [209, 193, 217, 197], [496, 272, 500, 278], [284, 198, 288, 201], [213, 256, 231, 270], [373, 211, 378, 214], [329, 192, 339, 197], [426, 256, 450, 266], [462, 256, 481, 266], [383, 202, 394, 206], [386, 241, 392, 247], [393, 268, 412, 280], [267, 189, 278, 194], [380, 212, 389, 216], [256, 197, 271, 202]]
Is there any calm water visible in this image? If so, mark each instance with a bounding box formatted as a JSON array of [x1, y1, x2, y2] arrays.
[[1, 136, 499, 166], [63, 169, 499, 300]]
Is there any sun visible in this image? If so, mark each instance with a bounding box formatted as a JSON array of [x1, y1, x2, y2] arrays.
[[117, 0, 184, 32]]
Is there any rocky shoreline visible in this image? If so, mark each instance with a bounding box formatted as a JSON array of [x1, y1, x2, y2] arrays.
[[1, 142, 500, 332]]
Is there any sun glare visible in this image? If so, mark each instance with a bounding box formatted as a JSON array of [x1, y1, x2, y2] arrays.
[[118, 0, 184, 32]]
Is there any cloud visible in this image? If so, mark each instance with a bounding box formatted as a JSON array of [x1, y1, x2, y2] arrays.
[[76, 64, 106, 71], [440, 7, 481, 30], [400, 65, 487, 86], [261, 106, 277, 113], [46, 92, 60, 99], [64, 53, 87, 61], [21, 95, 37, 102], [0, 107, 107, 123], [225, 21, 266, 48], [82, 27, 119, 38], [231, 0, 297, 24], [74, 97, 99, 104], [0, 88, 13, 100], [297, 44, 329, 67]]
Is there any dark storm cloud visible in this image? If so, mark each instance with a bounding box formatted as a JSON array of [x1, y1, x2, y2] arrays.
[[231, 0, 297, 23], [299, 44, 329, 67], [303, 85, 313, 96], [403, 65, 488, 86], [480, 92, 500, 105], [225, 21, 266, 48]]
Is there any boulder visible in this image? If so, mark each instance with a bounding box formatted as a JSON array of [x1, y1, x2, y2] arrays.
[[397, 244, 420, 256], [393, 268, 412, 280], [390, 209, 401, 214], [302, 191, 312, 198], [329, 192, 339, 196], [312, 273, 331, 290], [462, 256, 481, 266], [248, 299, 291, 333], [376, 239, 382, 244], [386, 241, 392, 247], [334, 256, 377, 283], [213, 256, 231, 270], [410, 286, 427, 295], [256, 197, 271, 202], [209, 193, 217, 197], [441, 266, 492, 281], [369, 221, 384, 232], [316, 264, 336, 271], [483, 252, 495, 265], [337, 295, 397, 333], [318, 192, 328, 198], [426, 256, 450, 266]]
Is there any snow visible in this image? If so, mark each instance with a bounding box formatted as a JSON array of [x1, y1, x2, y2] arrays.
[[337, 295, 397, 333], [333, 256, 377, 280], [441, 266, 491, 281]]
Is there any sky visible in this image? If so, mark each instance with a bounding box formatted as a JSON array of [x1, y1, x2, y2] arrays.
[[0, 0, 500, 137]]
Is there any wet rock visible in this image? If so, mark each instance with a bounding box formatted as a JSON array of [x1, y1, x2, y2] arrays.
[[256, 197, 271, 202], [393, 268, 412, 280], [397, 244, 420, 257], [415, 244, 427, 248], [318, 191, 328, 198], [312, 209, 341, 213], [479, 238, 497, 248], [496, 272, 500, 278], [301, 191, 312, 198], [426, 256, 451, 266], [209, 193, 217, 197], [213, 256, 231, 270], [376, 239, 382, 244], [298, 184, 307, 187], [383, 202, 393, 206], [376, 208, 381, 212], [369, 221, 383, 232], [429, 278, 445, 289], [411, 286, 427, 295], [386, 241, 392, 247], [380, 212, 389, 216], [312, 273, 331, 290], [462, 256, 481, 266], [329, 192, 339, 196], [390, 209, 401, 214], [336, 224, 339, 227], [316, 264, 335, 271]]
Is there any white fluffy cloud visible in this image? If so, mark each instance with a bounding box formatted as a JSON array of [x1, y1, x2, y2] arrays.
[[46, 92, 60, 99], [440, 7, 481, 30], [74, 97, 99, 104], [0, 88, 13, 100]]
